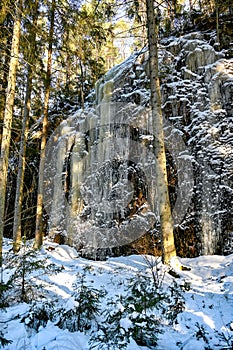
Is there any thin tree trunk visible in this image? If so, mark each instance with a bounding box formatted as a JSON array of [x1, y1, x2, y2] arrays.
[[146, 0, 177, 264], [0, 0, 21, 269], [13, 67, 32, 252], [189, 0, 193, 12], [0, 29, 12, 147], [79, 59, 85, 110], [34, 0, 55, 249], [13, 0, 39, 253], [215, 0, 220, 46]]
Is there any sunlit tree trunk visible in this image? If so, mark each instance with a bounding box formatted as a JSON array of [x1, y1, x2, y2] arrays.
[[0, 0, 21, 268], [13, 0, 39, 253], [215, 0, 220, 46], [13, 68, 31, 252], [0, 26, 11, 148], [34, 0, 55, 249], [146, 0, 177, 264], [189, 0, 193, 11]]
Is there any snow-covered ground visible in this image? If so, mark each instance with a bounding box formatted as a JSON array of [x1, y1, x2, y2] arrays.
[[1, 239, 232, 350]]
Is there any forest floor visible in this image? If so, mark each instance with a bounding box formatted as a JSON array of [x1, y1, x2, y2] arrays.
[[1, 239, 233, 350]]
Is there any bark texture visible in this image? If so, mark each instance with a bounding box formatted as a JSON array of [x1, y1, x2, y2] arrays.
[[13, 0, 39, 252], [0, 1, 21, 266], [34, 0, 55, 249], [146, 0, 177, 264]]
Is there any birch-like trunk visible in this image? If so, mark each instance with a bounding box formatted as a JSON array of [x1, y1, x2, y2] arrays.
[[34, 0, 55, 249], [146, 0, 177, 264], [0, 0, 21, 267]]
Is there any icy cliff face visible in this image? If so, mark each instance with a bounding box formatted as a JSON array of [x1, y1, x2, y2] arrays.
[[44, 31, 233, 257], [160, 32, 233, 255]]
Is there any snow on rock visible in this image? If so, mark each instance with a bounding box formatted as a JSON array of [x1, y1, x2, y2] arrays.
[[42, 29, 233, 259]]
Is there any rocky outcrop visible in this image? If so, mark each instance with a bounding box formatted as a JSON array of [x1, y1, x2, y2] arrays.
[[46, 30, 233, 258], [159, 32, 233, 255]]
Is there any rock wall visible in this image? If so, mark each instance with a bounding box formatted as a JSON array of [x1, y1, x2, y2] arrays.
[[159, 31, 233, 255], [45, 30, 233, 258]]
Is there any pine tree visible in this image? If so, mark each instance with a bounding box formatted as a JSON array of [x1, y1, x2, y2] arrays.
[[34, 0, 55, 249], [0, 0, 13, 147], [0, 0, 22, 268], [13, 0, 39, 253], [145, 0, 177, 264]]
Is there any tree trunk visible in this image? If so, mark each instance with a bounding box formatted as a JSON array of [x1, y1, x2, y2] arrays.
[[0, 0, 21, 268], [146, 0, 177, 264], [189, 0, 193, 12], [215, 0, 220, 46], [0, 25, 12, 147], [79, 59, 85, 110], [13, 69, 31, 252], [13, 0, 39, 253], [34, 0, 55, 249]]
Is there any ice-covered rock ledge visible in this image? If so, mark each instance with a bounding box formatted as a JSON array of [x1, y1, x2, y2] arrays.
[[45, 31, 233, 258]]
